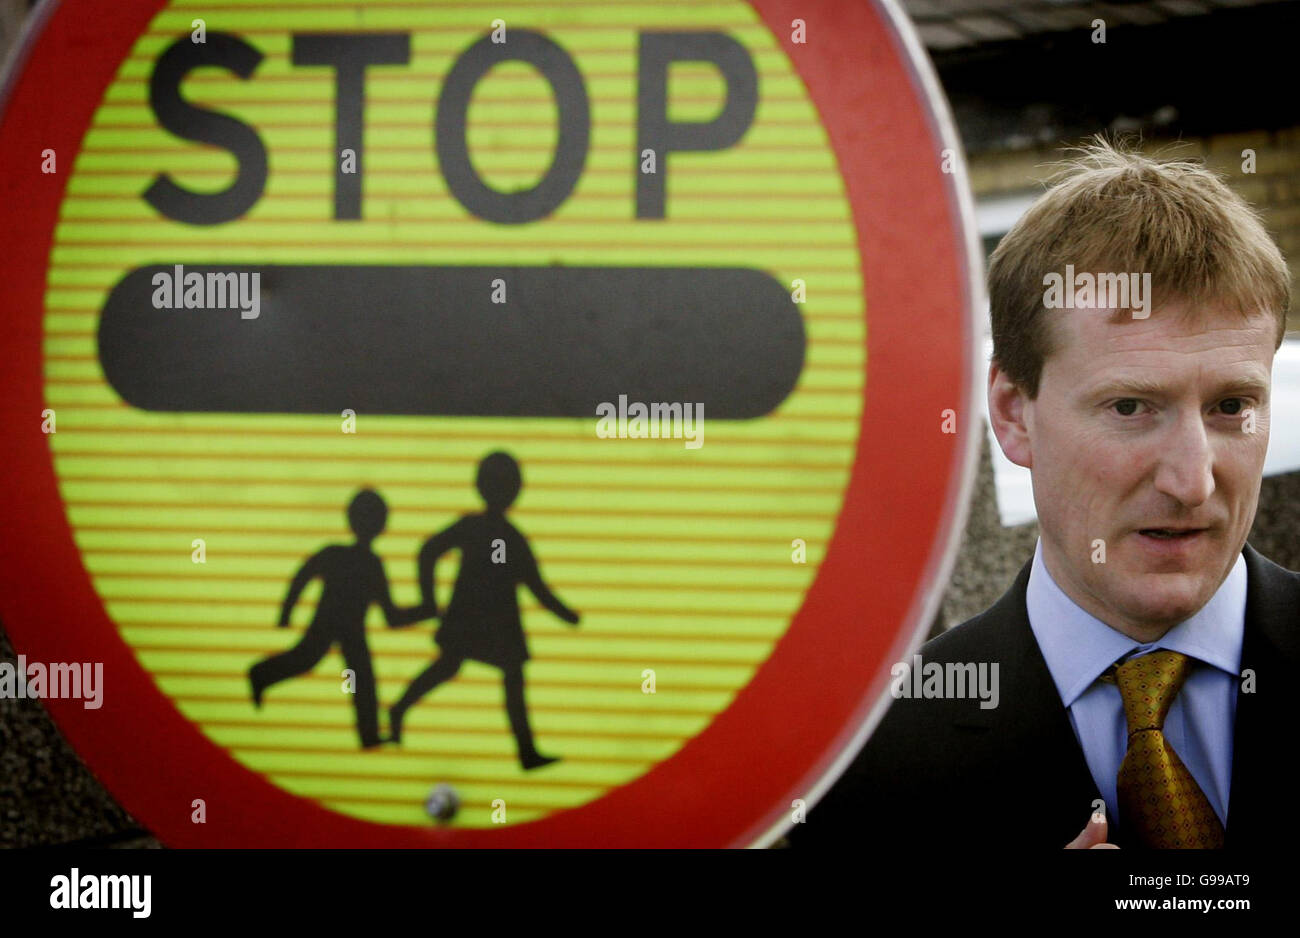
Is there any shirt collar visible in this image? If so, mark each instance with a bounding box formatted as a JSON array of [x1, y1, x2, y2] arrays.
[[1026, 538, 1246, 707]]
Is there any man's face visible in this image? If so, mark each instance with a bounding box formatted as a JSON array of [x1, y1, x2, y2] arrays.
[[1013, 300, 1276, 641]]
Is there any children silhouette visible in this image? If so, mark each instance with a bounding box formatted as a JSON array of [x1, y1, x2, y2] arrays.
[[389, 452, 580, 769], [249, 489, 425, 748]]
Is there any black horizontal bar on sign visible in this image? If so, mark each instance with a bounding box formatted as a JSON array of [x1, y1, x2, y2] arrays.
[[97, 265, 806, 419]]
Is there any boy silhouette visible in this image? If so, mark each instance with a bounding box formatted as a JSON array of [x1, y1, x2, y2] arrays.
[[249, 489, 425, 748], [389, 452, 580, 770]]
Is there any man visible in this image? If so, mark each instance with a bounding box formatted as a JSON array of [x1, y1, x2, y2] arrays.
[[791, 140, 1296, 850]]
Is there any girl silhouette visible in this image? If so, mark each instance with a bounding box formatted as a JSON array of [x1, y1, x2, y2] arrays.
[[390, 452, 579, 769]]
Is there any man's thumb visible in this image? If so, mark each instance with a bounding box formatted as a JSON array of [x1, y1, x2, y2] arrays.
[[1065, 812, 1118, 849]]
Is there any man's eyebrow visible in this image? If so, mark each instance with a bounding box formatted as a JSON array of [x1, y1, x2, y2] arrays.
[[1086, 376, 1170, 398], [1213, 376, 1272, 398], [1086, 374, 1270, 399]]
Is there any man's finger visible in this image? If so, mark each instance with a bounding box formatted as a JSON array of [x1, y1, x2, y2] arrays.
[[1065, 812, 1118, 849]]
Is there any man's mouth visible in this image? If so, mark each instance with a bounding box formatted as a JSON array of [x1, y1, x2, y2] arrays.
[[1138, 528, 1205, 539]]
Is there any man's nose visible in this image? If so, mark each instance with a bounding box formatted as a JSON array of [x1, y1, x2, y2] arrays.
[[1152, 409, 1215, 507]]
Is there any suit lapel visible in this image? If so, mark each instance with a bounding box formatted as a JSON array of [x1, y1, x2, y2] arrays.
[[1226, 543, 1300, 848], [951, 557, 1105, 844]]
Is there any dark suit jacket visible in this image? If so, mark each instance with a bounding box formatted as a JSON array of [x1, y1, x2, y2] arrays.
[[789, 542, 1300, 850]]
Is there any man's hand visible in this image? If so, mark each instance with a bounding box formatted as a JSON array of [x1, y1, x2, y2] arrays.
[[1065, 813, 1119, 849]]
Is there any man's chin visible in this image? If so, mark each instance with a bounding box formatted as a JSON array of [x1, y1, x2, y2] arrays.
[[1109, 576, 1210, 631]]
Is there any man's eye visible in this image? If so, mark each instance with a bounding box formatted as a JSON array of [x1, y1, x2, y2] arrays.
[[1113, 399, 1141, 416], [1219, 398, 1245, 416]]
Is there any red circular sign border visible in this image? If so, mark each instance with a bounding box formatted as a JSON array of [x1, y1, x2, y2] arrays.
[[0, 0, 980, 847]]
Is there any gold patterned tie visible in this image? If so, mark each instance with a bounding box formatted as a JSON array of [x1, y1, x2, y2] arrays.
[[1104, 650, 1225, 849]]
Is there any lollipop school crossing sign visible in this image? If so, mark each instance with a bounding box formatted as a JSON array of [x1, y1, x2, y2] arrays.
[[0, 0, 980, 846]]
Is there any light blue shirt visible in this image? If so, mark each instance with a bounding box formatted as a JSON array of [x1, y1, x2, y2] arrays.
[[1025, 538, 1245, 827]]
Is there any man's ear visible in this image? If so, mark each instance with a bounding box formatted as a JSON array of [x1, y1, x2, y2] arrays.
[[987, 362, 1033, 470]]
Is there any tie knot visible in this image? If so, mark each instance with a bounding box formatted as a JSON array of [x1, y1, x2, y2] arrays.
[[1106, 649, 1193, 735]]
